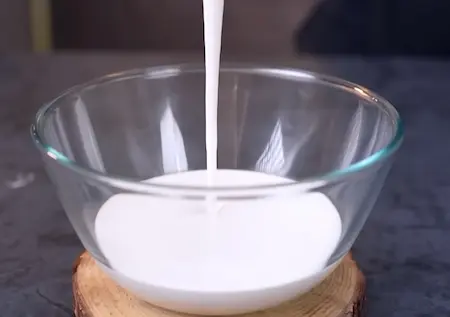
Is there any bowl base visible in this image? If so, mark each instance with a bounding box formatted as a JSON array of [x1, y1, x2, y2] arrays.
[[73, 252, 365, 317]]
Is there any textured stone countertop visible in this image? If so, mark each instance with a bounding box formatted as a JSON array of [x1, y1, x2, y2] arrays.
[[0, 53, 448, 316]]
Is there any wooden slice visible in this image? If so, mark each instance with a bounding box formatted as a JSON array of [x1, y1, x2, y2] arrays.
[[73, 252, 365, 317]]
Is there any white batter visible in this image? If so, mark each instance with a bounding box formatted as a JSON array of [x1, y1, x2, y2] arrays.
[[95, 170, 342, 292]]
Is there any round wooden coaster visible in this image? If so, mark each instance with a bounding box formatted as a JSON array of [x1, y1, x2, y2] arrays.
[[73, 252, 365, 317]]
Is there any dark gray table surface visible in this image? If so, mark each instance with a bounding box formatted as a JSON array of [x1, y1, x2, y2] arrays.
[[0, 53, 448, 316]]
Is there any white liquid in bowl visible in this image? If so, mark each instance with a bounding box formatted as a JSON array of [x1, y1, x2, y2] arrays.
[[94, 170, 342, 314]]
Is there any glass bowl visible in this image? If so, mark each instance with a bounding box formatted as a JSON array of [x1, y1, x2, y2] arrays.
[[31, 64, 402, 315]]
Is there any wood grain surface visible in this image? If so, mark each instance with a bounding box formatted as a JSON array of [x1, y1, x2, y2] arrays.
[[73, 252, 365, 317]]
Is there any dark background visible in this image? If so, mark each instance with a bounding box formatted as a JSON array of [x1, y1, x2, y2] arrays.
[[3, 0, 450, 56], [51, 0, 450, 56]]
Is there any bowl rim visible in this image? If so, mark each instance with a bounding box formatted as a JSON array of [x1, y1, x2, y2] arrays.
[[31, 63, 403, 197]]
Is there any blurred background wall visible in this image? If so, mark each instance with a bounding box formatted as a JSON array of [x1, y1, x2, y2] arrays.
[[3, 0, 450, 56], [0, 0, 31, 51], [0, 0, 320, 54], [52, 0, 320, 54]]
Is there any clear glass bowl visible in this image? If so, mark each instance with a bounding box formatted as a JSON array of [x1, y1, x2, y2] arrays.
[[31, 64, 402, 315]]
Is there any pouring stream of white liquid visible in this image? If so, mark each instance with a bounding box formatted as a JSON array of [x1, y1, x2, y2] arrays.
[[202, 0, 225, 249], [203, 0, 224, 182]]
